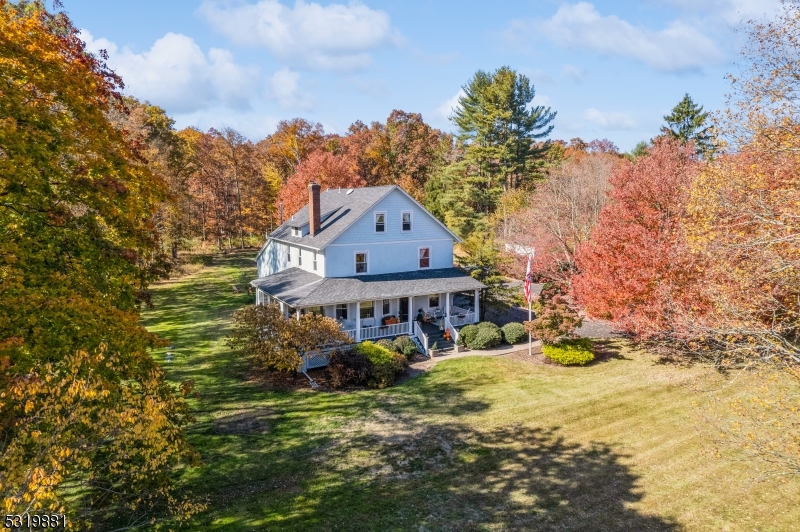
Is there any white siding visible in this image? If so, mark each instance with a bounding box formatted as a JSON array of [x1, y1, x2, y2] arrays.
[[325, 189, 455, 277], [256, 240, 325, 277]]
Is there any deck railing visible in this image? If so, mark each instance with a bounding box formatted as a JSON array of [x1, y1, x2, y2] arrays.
[[342, 329, 356, 341], [413, 321, 428, 352], [359, 321, 411, 341]]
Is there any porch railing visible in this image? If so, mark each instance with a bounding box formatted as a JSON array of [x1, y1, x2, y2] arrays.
[[342, 329, 356, 341], [448, 312, 475, 326], [413, 321, 428, 352], [360, 321, 411, 341], [444, 316, 459, 346]]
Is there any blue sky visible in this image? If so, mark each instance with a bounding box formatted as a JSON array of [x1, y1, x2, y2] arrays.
[[68, 0, 780, 151]]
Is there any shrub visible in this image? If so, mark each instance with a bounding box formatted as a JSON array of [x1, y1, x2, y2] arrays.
[[469, 326, 503, 349], [392, 336, 418, 359], [375, 338, 394, 351], [458, 324, 479, 346], [353, 341, 406, 388], [328, 350, 372, 388], [501, 322, 527, 344], [542, 338, 595, 366], [525, 289, 582, 345]]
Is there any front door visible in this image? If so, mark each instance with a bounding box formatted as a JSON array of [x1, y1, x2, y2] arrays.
[[399, 297, 409, 323]]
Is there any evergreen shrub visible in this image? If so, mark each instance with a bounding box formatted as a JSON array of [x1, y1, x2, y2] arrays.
[[392, 336, 418, 359], [542, 338, 595, 366], [501, 322, 527, 344], [468, 322, 502, 349], [353, 341, 406, 388], [458, 324, 479, 346]]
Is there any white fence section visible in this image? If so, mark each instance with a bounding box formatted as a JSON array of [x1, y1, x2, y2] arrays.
[[444, 316, 459, 346], [342, 329, 356, 341], [413, 321, 428, 352], [360, 321, 411, 341]]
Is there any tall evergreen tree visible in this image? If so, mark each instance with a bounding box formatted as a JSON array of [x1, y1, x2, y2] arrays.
[[452, 67, 556, 191], [434, 67, 555, 237], [662, 93, 714, 157]]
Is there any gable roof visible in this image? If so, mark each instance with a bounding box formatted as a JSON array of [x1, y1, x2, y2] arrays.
[[266, 186, 395, 251], [260, 185, 460, 255]]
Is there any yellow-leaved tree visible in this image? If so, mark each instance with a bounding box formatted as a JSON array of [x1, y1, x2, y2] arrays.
[[0, 1, 202, 528]]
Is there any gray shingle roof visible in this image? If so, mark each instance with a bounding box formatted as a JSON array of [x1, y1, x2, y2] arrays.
[[269, 186, 396, 250], [251, 267, 486, 307]]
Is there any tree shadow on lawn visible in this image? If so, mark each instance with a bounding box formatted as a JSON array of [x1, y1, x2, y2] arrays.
[[185, 374, 682, 532]]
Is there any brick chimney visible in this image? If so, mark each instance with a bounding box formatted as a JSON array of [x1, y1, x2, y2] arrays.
[[308, 181, 321, 235]]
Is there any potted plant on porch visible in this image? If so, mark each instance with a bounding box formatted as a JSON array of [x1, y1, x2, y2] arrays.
[[428, 341, 439, 357]]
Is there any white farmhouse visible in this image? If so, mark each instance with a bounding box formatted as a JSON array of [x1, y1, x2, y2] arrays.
[[250, 182, 485, 361]]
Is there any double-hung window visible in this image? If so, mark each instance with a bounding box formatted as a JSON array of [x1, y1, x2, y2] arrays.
[[419, 247, 430, 269], [336, 303, 348, 320], [355, 252, 368, 274], [286, 247, 291, 263], [298, 249, 302, 266], [313, 252, 317, 271], [401, 211, 412, 232], [375, 212, 386, 233], [383, 299, 390, 315]]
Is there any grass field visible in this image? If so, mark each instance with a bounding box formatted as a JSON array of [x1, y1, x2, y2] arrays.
[[141, 251, 799, 531]]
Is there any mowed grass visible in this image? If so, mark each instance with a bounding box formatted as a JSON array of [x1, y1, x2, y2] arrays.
[[142, 251, 799, 531]]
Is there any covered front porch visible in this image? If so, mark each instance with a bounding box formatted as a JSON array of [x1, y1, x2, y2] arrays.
[[251, 266, 486, 353]]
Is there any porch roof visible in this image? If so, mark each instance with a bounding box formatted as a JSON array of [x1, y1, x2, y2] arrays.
[[250, 267, 486, 307]]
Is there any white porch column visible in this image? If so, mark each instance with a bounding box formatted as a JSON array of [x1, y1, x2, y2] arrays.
[[355, 301, 361, 342], [473, 289, 480, 323], [445, 292, 450, 318], [296, 308, 301, 321], [280, 301, 287, 318]]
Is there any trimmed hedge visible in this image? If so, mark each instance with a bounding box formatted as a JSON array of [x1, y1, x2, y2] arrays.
[[353, 341, 406, 388], [542, 338, 595, 366], [458, 324, 479, 346], [392, 335, 418, 359], [501, 322, 527, 344], [375, 338, 394, 352], [328, 350, 371, 388]]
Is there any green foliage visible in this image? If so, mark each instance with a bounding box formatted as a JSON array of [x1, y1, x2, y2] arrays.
[[327, 350, 372, 388], [435, 66, 556, 237], [352, 341, 406, 388], [465, 322, 503, 349], [501, 322, 527, 344], [542, 338, 595, 366], [375, 338, 395, 352], [458, 324, 479, 346], [662, 93, 715, 157], [627, 141, 650, 160], [392, 336, 418, 359], [458, 235, 516, 318], [430, 341, 439, 351]]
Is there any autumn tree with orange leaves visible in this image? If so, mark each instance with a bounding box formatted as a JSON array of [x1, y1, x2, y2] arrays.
[[0, 2, 201, 527]]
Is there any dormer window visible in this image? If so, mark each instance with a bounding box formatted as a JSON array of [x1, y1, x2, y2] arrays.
[[375, 212, 385, 233], [292, 227, 300, 237], [402, 211, 412, 232]]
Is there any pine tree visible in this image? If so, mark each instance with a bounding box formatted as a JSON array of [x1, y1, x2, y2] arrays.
[[662, 94, 714, 157]]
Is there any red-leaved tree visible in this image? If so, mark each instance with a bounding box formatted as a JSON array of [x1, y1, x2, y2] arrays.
[[571, 138, 707, 338], [278, 150, 366, 217]]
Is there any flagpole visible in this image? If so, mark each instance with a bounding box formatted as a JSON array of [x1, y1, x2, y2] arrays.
[[528, 298, 532, 356]]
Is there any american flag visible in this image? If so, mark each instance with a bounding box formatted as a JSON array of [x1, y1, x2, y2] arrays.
[[524, 254, 533, 304]]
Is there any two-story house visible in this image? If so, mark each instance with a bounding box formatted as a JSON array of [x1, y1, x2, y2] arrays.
[[250, 182, 485, 364]]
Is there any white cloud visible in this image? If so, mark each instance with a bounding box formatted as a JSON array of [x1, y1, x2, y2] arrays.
[[519, 67, 555, 86], [532, 94, 552, 108], [507, 2, 722, 72], [436, 89, 465, 120], [652, 0, 781, 25], [584, 108, 636, 130], [198, 0, 402, 71], [562, 65, 585, 83], [269, 67, 313, 109], [80, 30, 258, 113]]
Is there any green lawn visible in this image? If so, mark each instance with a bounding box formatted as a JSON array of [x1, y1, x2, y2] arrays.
[[142, 251, 799, 531]]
